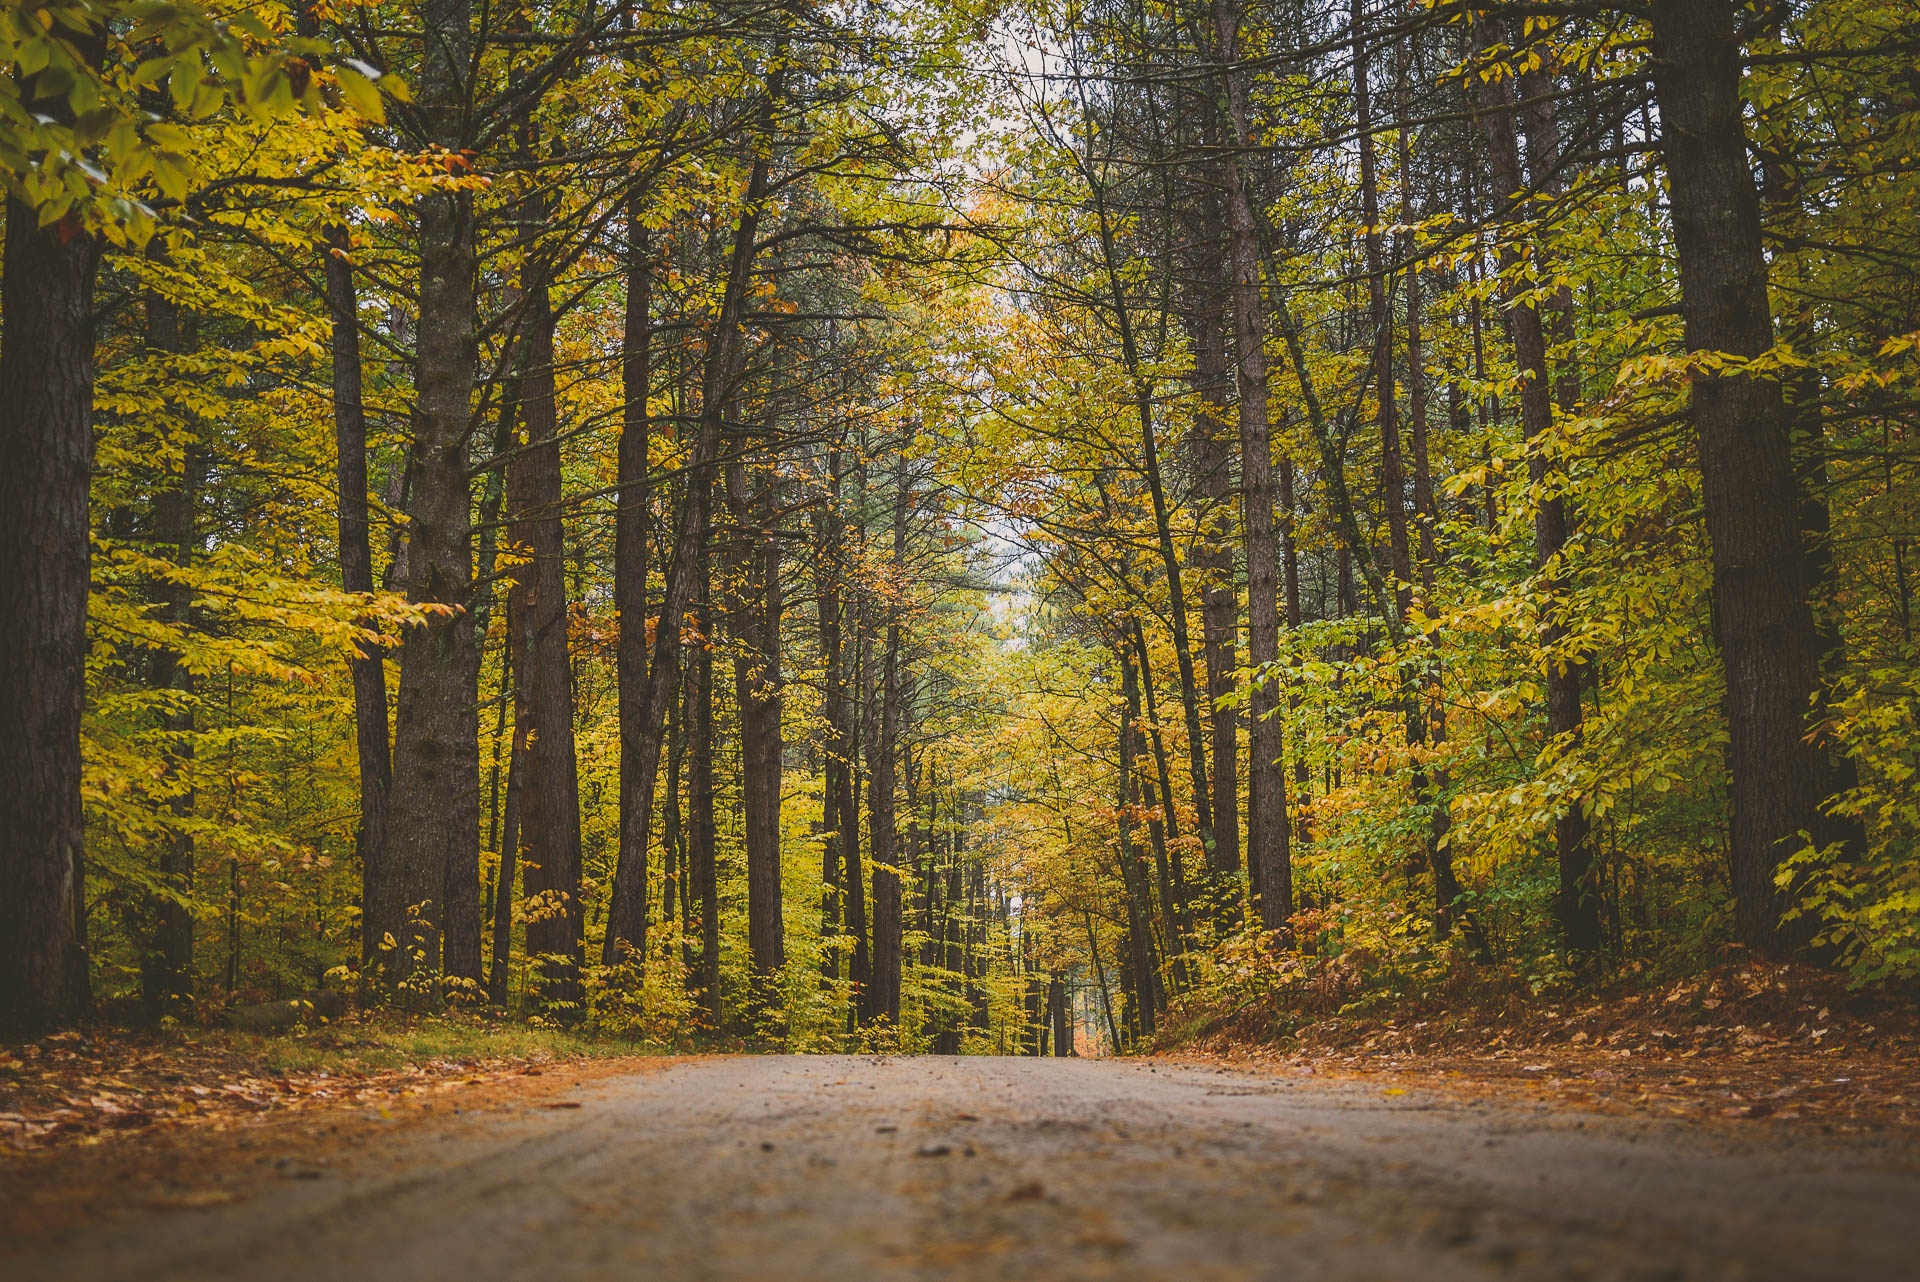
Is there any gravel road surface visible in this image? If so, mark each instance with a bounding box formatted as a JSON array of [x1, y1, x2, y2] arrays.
[[11, 1055, 1917, 1281]]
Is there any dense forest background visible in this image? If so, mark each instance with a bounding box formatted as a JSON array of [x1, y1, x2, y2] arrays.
[[1, 0, 1916, 1052]]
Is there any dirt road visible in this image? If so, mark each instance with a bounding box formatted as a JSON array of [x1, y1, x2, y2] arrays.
[[9, 1055, 1916, 1281]]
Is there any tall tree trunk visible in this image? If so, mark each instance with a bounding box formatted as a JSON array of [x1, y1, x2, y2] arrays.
[[1088, 178, 1221, 919], [866, 461, 908, 1025], [327, 226, 393, 977], [1050, 974, 1071, 1056], [141, 287, 197, 1016], [1397, 90, 1456, 917], [843, 591, 870, 1012], [689, 521, 721, 1021], [509, 274, 584, 1009], [1115, 660, 1163, 1033], [602, 140, 774, 964], [1648, 0, 1837, 954], [1127, 627, 1192, 986], [1214, 0, 1293, 939], [384, 0, 480, 988], [1473, 13, 1598, 953], [0, 188, 100, 1035], [1187, 305, 1241, 896], [1352, 3, 1414, 627], [615, 210, 655, 978], [730, 465, 786, 1004], [486, 709, 522, 1006], [1520, 48, 1600, 955], [1084, 907, 1120, 1051], [815, 452, 847, 986]]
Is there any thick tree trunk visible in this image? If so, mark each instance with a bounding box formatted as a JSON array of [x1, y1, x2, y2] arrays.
[[1214, 0, 1292, 939], [509, 277, 584, 1009], [0, 196, 99, 1036], [1648, 0, 1836, 954], [327, 226, 393, 977], [383, 0, 480, 989]]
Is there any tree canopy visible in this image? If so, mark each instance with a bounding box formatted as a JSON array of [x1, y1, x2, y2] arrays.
[[2, 0, 1916, 1047]]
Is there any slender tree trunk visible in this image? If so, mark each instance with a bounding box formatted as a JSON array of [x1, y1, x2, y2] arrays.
[[689, 522, 721, 1021], [1115, 665, 1163, 1033], [1521, 50, 1600, 955], [141, 288, 197, 1016], [866, 460, 908, 1025], [1648, 0, 1837, 954], [327, 226, 393, 977], [844, 593, 870, 1011], [1050, 975, 1071, 1056], [815, 453, 847, 986], [509, 274, 584, 1008], [1473, 13, 1597, 953], [1127, 627, 1192, 985], [1088, 184, 1221, 915], [602, 142, 774, 964], [486, 708, 522, 1006], [730, 466, 786, 1002], [1397, 105, 1457, 913], [1083, 907, 1120, 1051], [615, 211, 655, 976], [1187, 303, 1241, 892], [1214, 0, 1292, 938], [1352, 5, 1414, 626]]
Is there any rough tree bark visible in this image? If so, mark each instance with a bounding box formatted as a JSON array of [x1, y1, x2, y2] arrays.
[[509, 273, 584, 1009], [1186, 298, 1241, 895], [1648, 0, 1838, 953], [1213, 0, 1292, 938], [0, 192, 99, 1035], [382, 0, 481, 987], [729, 464, 786, 1001], [326, 225, 392, 977], [615, 209, 655, 976]]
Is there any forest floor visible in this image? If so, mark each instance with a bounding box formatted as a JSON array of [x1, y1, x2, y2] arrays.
[[1165, 958, 1920, 1134], [5, 1053, 1918, 1281]]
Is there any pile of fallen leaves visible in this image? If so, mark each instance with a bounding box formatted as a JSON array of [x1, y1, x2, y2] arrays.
[[1170, 960, 1920, 1132], [1, 1026, 586, 1153]]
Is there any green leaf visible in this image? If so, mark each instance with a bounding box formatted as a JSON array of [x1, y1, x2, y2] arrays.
[[72, 107, 116, 146], [334, 66, 384, 123]]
